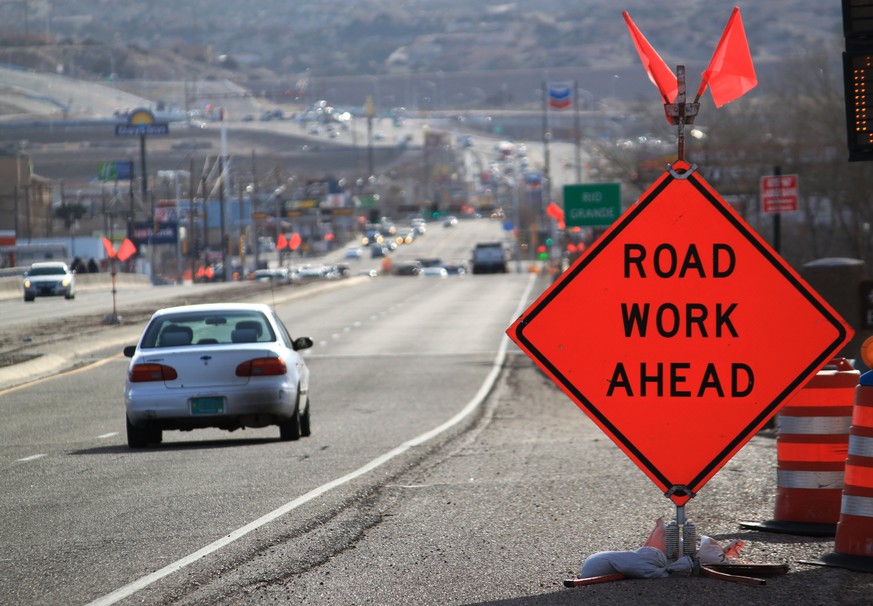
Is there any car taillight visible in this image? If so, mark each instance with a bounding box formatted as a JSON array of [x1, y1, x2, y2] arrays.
[[129, 363, 178, 382], [236, 358, 287, 377]]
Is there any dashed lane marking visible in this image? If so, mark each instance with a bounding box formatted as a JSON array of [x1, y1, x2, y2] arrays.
[[17, 454, 46, 462]]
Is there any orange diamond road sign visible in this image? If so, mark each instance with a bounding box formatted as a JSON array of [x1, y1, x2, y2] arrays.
[[508, 161, 853, 506]]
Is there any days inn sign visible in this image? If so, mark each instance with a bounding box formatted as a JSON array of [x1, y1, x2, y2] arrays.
[[115, 108, 169, 137]]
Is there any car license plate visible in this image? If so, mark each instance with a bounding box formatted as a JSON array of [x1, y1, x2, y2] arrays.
[[191, 397, 224, 415]]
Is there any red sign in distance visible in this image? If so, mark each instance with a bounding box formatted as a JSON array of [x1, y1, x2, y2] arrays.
[[761, 174, 798, 214], [508, 161, 852, 506]]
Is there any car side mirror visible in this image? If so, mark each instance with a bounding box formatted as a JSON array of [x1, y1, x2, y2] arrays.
[[123, 345, 136, 358], [292, 336, 313, 351]]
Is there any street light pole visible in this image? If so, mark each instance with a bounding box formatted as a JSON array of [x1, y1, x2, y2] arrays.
[[512, 155, 522, 273], [365, 95, 375, 181]]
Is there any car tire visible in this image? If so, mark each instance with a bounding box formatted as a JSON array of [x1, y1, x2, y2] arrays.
[[300, 399, 311, 437], [65, 291, 75, 300], [279, 405, 302, 441], [126, 417, 152, 448], [24, 295, 34, 302]]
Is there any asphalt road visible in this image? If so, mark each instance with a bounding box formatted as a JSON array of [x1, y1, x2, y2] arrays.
[[2, 219, 873, 605]]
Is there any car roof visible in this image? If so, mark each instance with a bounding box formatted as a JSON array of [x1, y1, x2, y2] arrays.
[[31, 261, 68, 267], [149, 303, 274, 318]]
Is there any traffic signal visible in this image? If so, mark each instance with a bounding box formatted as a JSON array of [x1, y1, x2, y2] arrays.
[[842, 0, 873, 161], [536, 244, 548, 261]]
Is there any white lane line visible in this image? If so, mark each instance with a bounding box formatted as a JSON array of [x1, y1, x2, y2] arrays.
[[17, 454, 46, 462], [97, 433, 119, 440], [86, 273, 537, 606]]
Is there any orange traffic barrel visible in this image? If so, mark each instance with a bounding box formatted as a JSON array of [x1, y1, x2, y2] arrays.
[[741, 358, 857, 536], [804, 366, 873, 572]]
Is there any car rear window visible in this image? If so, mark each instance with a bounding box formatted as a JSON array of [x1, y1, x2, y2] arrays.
[[141, 311, 276, 348]]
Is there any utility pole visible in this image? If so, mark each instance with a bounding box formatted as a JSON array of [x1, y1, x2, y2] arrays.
[[189, 157, 196, 281], [128, 159, 135, 234], [220, 113, 231, 281], [201, 172, 209, 260], [24, 184, 30, 243], [13, 186, 18, 242], [251, 150, 260, 270], [219, 154, 227, 281]]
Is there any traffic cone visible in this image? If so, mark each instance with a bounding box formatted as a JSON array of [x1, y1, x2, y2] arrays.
[[741, 359, 857, 536], [804, 369, 873, 572]]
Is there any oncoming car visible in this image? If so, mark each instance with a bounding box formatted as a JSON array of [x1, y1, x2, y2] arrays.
[[420, 266, 448, 278], [23, 261, 76, 301], [248, 267, 291, 285], [122, 303, 313, 448]]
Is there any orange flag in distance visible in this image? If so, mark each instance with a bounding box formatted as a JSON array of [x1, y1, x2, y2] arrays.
[[102, 236, 116, 259], [288, 233, 302, 251], [116, 238, 137, 262], [546, 202, 564, 221]]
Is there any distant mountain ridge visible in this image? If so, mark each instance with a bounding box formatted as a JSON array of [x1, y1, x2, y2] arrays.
[[2, 1, 843, 80]]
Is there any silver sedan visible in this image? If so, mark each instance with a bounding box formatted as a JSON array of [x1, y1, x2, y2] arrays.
[[122, 303, 312, 448]]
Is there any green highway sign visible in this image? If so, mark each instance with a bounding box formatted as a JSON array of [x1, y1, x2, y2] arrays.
[[98, 160, 133, 181], [563, 183, 621, 227]]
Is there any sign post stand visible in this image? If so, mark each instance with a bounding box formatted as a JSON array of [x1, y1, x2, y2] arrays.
[[101, 237, 137, 325], [662, 65, 701, 556], [663, 66, 699, 162]]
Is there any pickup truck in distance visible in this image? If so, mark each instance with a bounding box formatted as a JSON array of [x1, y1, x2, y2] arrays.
[[471, 242, 508, 274]]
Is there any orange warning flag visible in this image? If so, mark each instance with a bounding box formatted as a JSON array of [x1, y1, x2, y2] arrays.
[[622, 11, 678, 104], [276, 233, 288, 250], [696, 7, 757, 107], [102, 236, 116, 259], [116, 238, 137, 262], [546, 202, 564, 221]]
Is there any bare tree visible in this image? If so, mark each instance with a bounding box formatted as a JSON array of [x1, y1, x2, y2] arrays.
[[601, 39, 873, 268]]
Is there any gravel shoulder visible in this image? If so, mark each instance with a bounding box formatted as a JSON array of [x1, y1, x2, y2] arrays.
[[167, 354, 873, 606]]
